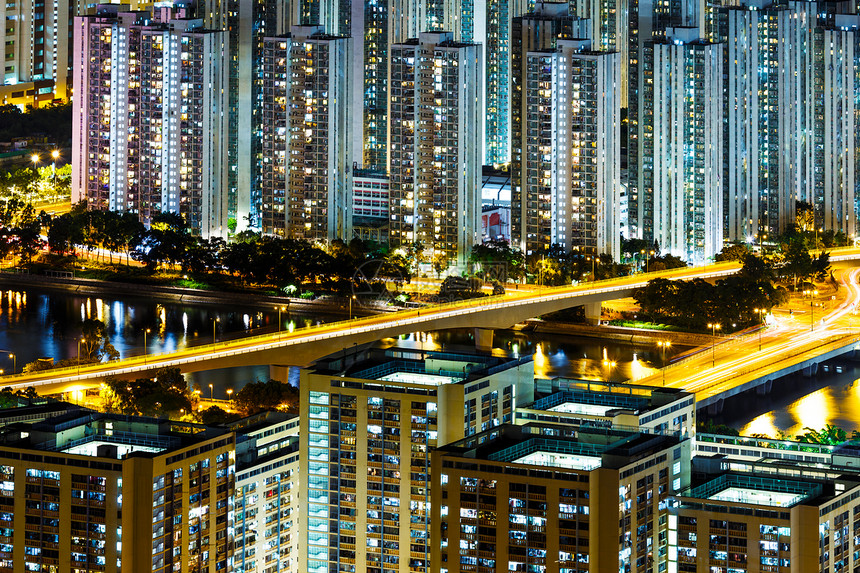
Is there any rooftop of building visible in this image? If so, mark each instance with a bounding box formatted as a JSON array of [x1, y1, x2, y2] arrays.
[[680, 453, 860, 511], [690, 474, 819, 507], [526, 378, 693, 414], [0, 410, 230, 460], [310, 347, 532, 387], [438, 423, 683, 472]]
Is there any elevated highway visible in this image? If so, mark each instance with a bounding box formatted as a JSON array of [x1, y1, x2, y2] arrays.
[[8, 245, 860, 400], [631, 265, 860, 410], [0, 260, 743, 394]]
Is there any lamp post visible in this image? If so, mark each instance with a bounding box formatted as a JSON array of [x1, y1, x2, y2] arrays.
[[143, 328, 151, 364], [349, 296, 356, 320], [209, 383, 213, 401], [586, 256, 596, 281], [753, 308, 766, 351], [803, 289, 818, 331], [227, 389, 233, 402], [51, 149, 59, 190], [657, 340, 671, 385], [212, 317, 219, 343], [707, 323, 721, 368], [276, 305, 286, 338], [8, 353, 14, 376], [77, 339, 82, 375]]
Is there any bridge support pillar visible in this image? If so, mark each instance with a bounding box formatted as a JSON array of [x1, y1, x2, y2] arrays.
[[474, 328, 494, 352], [584, 302, 603, 325], [269, 365, 301, 386]]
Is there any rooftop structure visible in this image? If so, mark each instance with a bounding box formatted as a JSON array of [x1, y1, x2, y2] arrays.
[[232, 412, 301, 572], [431, 423, 691, 572], [517, 378, 696, 437]]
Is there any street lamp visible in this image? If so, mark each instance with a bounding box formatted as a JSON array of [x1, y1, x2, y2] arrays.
[[77, 338, 82, 375], [51, 149, 59, 190], [707, 323, 721, 368], [803, 289, 818, 331], [209, 383, 213, 401], [657, 340, 671, 385], [30, 154, 39, 168], [349, 295, 356, 320], [212, 317, 220, 343], [226, 389, 233, 401], [8, 353, 14, 376], [143, 328, 151, 364], [586, 256, 596, 281], [753, 308, 766, 351], [276, 305, 286, 338]]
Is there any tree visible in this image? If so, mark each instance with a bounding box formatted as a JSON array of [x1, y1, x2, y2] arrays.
[[796, 424, 847, 445], [104, 368, 192, 418], [47, 212, 74, 255], [715, 244, 751, 262], [431, 252, 448, 278], [232, 379, 298, 416], [80, 318, 119, 363], [780, 240, 830, 286], [469, 240, 526, 281], [132, 212, 192, 270], [647, 254, 687, 272], [198, 406, 242, 426]]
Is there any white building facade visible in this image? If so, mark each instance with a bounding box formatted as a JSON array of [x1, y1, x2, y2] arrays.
[[71, 7, 229, 236], [642, 28, 723, 263]]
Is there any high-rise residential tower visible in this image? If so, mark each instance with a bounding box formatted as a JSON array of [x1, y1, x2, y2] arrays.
[[285, 26, 353, 241], [0, 0, 103, 105], [388, 31, 482, 271], [0, 410, 236, 573], [516, 39, 621, 258], [509, 3, 590, 255], [71, 6, 229, 236], [297, 347, 533, 573], [257, 35, 291, 236], [256, 26, 353, 241], [714, 1, 857, 243], [816, 17, 860, 237], [627, 0, 702, 242], [634, 27, 723, 263]]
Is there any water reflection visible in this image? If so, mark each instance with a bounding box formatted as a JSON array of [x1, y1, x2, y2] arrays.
[[731, 362, 860, 438], [0, 287, 338, 384], [385, 329, 680, 384]]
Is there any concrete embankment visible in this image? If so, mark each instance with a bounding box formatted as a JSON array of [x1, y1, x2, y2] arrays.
[[524, 320, 714, 347], [0, 272, 388, 315]]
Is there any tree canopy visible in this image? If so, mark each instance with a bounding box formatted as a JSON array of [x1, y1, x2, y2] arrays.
[[232, 379, 298, 416], [103, 367, 192, 418]]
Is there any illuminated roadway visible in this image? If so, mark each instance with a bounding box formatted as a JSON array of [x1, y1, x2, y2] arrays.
[[7, 245, 860, 399], [0, 259, 744, 394], [631, 264, 860, 410]]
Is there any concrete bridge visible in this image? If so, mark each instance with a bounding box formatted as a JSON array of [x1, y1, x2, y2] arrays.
[[2, 261, 743, 395], [694, 334, 860, 414]]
